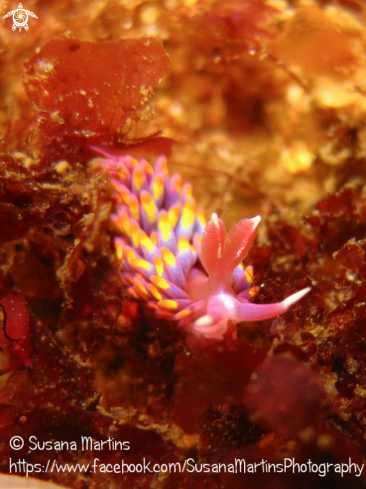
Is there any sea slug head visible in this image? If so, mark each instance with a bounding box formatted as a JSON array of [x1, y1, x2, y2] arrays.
[[178, 213, 310, 340]]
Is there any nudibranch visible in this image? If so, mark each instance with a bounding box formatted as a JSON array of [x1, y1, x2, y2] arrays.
[[97, 148, 310, 340]]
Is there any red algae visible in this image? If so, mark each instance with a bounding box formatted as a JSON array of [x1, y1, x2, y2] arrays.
[[0, 295, 31, 373], [172, 341, 267, 433], [2, 1, 366, 488], [245, 357, 325, 437], [198, 0, 277, 58], [22, 38, 170, 164], [334, 240, 365, 270], [24, 38, 170, 135]]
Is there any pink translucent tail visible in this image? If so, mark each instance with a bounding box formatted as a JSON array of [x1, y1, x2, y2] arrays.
[[235, 287, 311, 322]]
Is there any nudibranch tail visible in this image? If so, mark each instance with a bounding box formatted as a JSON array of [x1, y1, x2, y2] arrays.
[[234, 287, 312, 322], [97, 148, 310, 340]]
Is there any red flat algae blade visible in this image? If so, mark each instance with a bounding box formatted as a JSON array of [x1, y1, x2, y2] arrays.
[[23, 38, 170, 135]]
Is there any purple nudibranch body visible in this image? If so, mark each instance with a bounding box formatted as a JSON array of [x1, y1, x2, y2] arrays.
[[97, 148, 310, 340]]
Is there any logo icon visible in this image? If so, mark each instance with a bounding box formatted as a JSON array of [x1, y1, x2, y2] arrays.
[[3, 3, 38, 31]]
